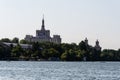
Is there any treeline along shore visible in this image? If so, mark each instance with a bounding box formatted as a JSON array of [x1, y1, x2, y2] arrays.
[[0, 37, 120, 61]]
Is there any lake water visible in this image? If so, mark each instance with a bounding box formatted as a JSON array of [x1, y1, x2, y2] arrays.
[[0, 61, 119, 80]]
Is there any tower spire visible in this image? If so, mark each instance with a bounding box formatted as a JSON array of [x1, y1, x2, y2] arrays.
[[85, 37, 88, 45], [96, 39, 99, 46], [41, 14, 45, 30], [95, 39, 101, 51]]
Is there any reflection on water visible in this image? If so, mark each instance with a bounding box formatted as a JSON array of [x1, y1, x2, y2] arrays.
[[0, 61, 119, 80]]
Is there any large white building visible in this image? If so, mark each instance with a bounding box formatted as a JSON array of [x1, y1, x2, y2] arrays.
[[25, 18, 61, 44]]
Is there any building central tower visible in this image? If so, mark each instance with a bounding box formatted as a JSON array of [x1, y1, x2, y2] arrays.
[[25, 17, 61, 44]]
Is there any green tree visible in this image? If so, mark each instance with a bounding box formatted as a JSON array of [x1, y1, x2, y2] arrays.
[[0, 38, 11, 43], [100, 49, 116, 61], [68, 49, 76, 61], [31, 50, 41, 59], [12, 37, 19, 43], [61, 51, 68, 61], [0, 46, 6, 59], [32, 42, 40, 51], [89, 48, 101, 61], [11, 44, 24, 58], [20, 39, 28, 44], [0, 44, 11, 60], [48, 48, 60, 57], [116, 49, 120, 61], [41, 49, 49, 59], [61, 49, 77, 61], [75, 50, 83, 61], [79, 41, 87, 51]]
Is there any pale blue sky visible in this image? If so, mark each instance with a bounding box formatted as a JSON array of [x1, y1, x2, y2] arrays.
[[0, 0, 120, 49]]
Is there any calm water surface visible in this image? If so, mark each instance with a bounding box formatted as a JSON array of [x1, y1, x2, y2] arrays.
[[0, 61, 119, 80]]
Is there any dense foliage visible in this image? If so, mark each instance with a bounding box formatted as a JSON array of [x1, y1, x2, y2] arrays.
[[0, 37, 120, 61]]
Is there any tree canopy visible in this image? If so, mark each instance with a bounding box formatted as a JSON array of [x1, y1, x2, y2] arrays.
[[0, 38, 119, 61]]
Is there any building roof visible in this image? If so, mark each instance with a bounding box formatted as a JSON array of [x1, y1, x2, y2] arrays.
[[3, 42, 32, 49]]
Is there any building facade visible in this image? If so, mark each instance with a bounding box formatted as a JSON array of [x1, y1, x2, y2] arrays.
[[25, 18, 61, 44]]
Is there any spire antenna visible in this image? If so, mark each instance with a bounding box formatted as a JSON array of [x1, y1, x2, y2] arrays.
[[41, 14, 45, 30]]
